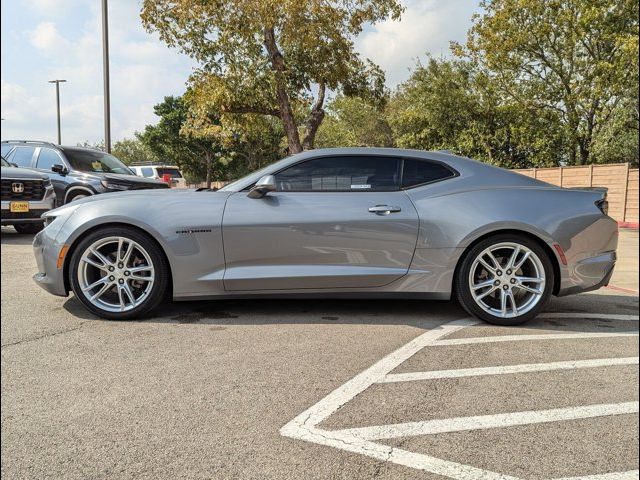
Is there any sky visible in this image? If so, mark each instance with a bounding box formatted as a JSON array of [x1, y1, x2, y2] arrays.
[[0, 0, 481, 146]]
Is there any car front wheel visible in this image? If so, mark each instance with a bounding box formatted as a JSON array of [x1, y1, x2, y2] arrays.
[[455, 234, 554, 325], [69, 227, 169, 320]]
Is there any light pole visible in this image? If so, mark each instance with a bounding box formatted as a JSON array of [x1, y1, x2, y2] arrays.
[[102, 0, 111, 153], [48, 79, 67, 145]]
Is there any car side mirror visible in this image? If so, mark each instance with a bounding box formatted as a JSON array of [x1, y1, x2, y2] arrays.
[[247, 175, 277, 199], [51, 164, 67, 175]]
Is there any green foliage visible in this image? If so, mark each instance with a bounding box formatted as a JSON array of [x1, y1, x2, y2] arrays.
[[456, 0, 639, 165], [316, 95, 394, 148], [141, 0, 402, 153], [111, 138, 158, 165], [387, 58, 565, 168]]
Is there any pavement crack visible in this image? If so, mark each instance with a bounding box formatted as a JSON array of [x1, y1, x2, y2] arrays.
[[1, 323, 85, 349]]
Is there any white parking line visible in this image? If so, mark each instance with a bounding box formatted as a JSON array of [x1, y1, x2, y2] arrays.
[[281, 314, 640, 479], [333, 401, 640, 440], [539, 313, 639, 321], [436, 331, 639, 346], [556, 471, 639, 480], [380, 357, 639, 383]]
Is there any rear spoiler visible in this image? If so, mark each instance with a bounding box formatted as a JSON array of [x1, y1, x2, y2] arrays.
[[566, 186, 607, 199], [566, 187, 609, 215]]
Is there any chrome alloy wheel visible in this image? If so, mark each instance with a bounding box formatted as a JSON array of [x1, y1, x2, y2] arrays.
[[77, 236, 155, 313], [468, 242, 546, 319]]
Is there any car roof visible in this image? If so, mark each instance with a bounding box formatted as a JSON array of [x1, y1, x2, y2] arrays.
[[221, 147, 552, 192]]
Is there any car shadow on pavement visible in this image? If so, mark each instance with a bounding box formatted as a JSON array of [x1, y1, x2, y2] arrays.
[[0, 228, 35, 245], [62, 293, 638, 333]]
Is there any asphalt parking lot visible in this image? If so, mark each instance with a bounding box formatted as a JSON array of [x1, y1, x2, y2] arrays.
[[1, 227, 638, 479]]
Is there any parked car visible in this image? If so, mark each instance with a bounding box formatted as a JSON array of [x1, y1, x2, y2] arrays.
[[1, 156, 56, 233], [32, 148, 617, 325], [1, 141, 169, 205], [130, 164, 186, 188]]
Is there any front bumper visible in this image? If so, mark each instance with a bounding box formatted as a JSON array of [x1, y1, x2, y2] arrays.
[[1, 188, 56, 225], [32, 223, 69, 297]]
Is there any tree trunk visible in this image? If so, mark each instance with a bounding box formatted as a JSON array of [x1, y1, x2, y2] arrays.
[[205, 151, 213, 189], [302, 83, 326, 150], [263, 28, 303, 154]]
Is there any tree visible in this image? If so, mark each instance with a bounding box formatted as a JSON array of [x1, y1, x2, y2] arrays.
[[387, 57, 564, 168], [111, 137, 158, 165], [456, 0, 639, 165], [139, 96, 216, 185], [315, 95, 394, 148], [141, 0, 402, 154]]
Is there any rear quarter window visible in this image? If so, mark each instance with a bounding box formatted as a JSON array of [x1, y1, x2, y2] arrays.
[[401, 159, 456, 188]]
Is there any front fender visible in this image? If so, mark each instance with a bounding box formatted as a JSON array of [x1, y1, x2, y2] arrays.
[[55, 191, 232, 297]]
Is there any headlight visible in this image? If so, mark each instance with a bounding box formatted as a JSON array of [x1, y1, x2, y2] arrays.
[[100, 180, 130, 191]]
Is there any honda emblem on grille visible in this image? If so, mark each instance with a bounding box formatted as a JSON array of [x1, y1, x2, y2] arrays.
[[11, 182, 24, 193]]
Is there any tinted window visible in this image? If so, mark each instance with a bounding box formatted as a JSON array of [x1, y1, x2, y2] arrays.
[[275, 156, 401, 192], [36, 148, 63, 171], [64, 148, 134, 175], [157, 167, 182, 178], [140, 167, 154, 177], [401, 159, 455, 188], [10, 147, 36, 167]]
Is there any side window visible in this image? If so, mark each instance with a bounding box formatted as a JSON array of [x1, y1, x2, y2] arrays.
[[1, 145, 13, 158], [36, 148, 63, 171], [140, 167, 154, 177], [401, 159, 456, 188], [9, 147, 36, 167], [274, 156, 401, 192]]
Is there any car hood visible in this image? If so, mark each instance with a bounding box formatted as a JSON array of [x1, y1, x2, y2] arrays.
[[69, 171, 168, 187], [69, 187, 231, 206], [1, 166, 49, 181]]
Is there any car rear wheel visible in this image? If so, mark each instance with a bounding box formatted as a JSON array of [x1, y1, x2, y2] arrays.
[[14, 223, 43, 234], [455, 234, 553, 325], [69, 227, 169, 320]]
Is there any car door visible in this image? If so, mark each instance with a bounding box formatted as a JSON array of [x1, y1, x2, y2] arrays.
[[34, 147, 68, 203], [221, 155, 420, 291]]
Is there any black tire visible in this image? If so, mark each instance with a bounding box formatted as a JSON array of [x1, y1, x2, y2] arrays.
[[69, 226, 170, 320], [455, 233, 554, 326], [66, 192, 90, 204], [14, 223, 43, 234]]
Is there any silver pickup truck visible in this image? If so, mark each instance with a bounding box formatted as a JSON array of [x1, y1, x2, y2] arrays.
[[1, 156, 56, 234]]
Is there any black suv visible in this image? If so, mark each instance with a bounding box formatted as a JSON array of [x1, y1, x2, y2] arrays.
[[1, 156, 56, 233], [1, 141, 169, 205]]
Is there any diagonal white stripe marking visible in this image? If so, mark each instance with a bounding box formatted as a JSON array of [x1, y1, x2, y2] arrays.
[[332, 402, 640, 440], [556, 470, 639, 480], [281, 318, 478, 429], [380, 357, 639, 383], [435, 332, 639, 346], [539, 313, 639, 321], [291, 427, 520, 480]]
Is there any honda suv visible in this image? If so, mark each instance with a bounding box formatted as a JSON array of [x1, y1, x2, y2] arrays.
[[1, 156, 56, 233], [1, 141, 169, 205]]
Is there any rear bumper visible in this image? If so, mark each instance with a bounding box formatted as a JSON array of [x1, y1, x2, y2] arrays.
[[557, 250, 616, 297]]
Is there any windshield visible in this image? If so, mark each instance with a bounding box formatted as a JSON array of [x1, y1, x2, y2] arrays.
[[1, 156, 10, 167], [64, 149, 134, 175]]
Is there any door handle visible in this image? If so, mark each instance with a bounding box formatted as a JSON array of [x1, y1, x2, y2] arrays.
[[369, 205, 402, 215]]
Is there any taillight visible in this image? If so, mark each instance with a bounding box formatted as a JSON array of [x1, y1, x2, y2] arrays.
[[595, 199, 609, 216]]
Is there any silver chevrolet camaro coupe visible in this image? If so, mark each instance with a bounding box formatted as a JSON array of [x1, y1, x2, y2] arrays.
[[32, 148, 617, 325]]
